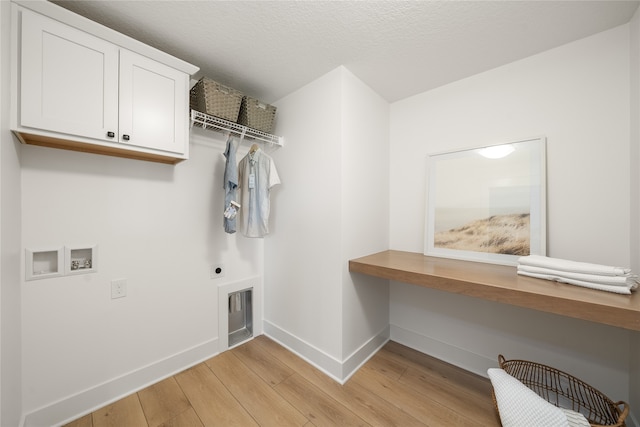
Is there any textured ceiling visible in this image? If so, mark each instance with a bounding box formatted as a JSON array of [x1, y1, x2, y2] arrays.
[[51, 1, 639, 103]]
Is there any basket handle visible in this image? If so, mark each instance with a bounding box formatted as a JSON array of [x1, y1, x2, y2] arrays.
[[498, 354, 506, 367], [615, 401, 629, 424]]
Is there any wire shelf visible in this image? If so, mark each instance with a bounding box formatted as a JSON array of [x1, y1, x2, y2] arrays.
[[190, 110, 283, 147]]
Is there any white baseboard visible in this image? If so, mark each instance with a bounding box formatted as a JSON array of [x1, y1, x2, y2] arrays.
[[390, 324, 495, 378], [23, 338, 219, 427], [263, 320, 344, 382], [23, 324, 637, 427], [341, 325, 390, 383], [263, 320, 389, 383]]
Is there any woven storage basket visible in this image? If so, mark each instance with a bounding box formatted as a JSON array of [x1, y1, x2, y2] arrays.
[[190, 77, 243, 122], [238, 97, 277, 133], [493, 355, 629, 427]]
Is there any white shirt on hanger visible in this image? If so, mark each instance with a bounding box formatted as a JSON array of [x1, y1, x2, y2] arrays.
[[238, 147, 280, 237]]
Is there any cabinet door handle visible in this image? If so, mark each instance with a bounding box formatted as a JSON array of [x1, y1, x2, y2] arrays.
[[107, 131, 115, 138], [122, 134, 130, 141]]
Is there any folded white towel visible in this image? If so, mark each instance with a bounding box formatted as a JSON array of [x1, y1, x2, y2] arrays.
[[517, 265, 639, 287], [518, 255, 630, 277], [517, 270, 635, 295]]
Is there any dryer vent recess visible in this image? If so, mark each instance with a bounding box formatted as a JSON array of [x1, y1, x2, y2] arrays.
[[229, 288, 253, 347]]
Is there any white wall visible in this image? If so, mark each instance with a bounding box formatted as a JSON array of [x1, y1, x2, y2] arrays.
[[389, 23, 633, 408], [0, 0, 23, 425], [264, 68, 344, 369], [20, 127, 264, 424], [629, 6, 640, 425], [265, 66, 390, 380]]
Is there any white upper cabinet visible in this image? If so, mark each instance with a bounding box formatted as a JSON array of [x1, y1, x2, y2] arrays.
[[11, 2, 199, 164], [20, 9, 119, 143], [119, 50, 188, 155]]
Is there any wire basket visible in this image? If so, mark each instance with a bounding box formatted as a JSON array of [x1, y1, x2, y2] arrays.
[[190, 77, 243, 122], [238, 96, 277, 133], [494, 355, 629, 427]]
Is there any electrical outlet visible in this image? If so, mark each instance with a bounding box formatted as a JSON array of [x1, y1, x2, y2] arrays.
[[111, 278, 127, 299], [210, 264, 225, 279]]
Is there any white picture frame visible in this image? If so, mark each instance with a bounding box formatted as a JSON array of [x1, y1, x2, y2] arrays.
[[424, 137, 547, 266]]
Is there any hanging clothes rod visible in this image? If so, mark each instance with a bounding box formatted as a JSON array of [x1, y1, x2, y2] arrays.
[[190, 110, 284, 147]]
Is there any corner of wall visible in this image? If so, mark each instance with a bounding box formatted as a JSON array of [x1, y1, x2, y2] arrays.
[[338, 66, 391, 360], [263, 320, 389, 384], [629, 331, 640, 427], [630, 0, 640, 275], [629, 6, 640, 427], [264, 65, 390, 383], [1, 0, 24, 425]]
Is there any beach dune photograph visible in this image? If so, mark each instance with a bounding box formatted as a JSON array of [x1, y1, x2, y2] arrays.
[[425, 138, 546, 263], [434, 212, 530, 255]]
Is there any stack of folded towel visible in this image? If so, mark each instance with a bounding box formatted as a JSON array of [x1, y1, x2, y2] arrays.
[[517, 255, 639, 295]]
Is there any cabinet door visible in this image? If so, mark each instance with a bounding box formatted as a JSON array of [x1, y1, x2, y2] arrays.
[[118, 49, 188, 155], [20, 9, 119, 141]]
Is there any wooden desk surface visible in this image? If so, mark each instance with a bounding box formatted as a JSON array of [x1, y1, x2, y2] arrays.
[[349, 250, 640, 332]]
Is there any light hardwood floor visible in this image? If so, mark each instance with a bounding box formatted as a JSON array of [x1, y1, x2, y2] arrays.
[[64, 336, 501, 427]]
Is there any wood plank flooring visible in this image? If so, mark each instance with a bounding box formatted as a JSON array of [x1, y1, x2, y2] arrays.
[[64, 336, 501, 427]]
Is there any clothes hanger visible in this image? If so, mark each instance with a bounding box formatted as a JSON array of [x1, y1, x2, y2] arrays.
[[250, 143, 259, 153]]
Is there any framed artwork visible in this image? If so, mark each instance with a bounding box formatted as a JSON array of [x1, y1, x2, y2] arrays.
[[424, 137, 546, 266]]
